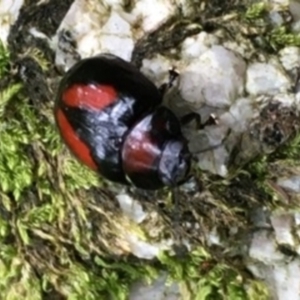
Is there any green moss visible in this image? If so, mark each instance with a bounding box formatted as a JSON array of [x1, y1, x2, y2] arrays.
[[247, 280, 270, 300], [0, 41, 10, 77], [158, 248, 269, 300], [245, 2, 267, 20], [269, 26, 300, 49], [271, 132, 300, 161], [0, 246, 43, 300], [243, 1, 300, 51], [242, 132, 300, 209]]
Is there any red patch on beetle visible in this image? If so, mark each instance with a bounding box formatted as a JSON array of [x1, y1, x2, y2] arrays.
[[62, 84, 117, 110], [56, 109, 98, 171], [122, 130, 159, 174]]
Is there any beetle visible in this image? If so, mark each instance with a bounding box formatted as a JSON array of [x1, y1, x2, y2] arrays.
[[54, 53, 194, 190]]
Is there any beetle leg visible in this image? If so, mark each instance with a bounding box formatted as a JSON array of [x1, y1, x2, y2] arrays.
[[158, 67, 180, 96]]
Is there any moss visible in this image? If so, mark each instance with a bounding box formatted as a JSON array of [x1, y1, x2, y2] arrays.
[[245, 2, 268, 20], [271, 132, 300, 161], [159, 248, 270, 300], [0, 42, 10, 77], [269, 26, 300, 49], [242, 130, 300, 209], [238, 0, 300, 53]]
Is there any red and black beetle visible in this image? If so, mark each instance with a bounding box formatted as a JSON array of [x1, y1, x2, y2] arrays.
[[54, 53, 193, 190]]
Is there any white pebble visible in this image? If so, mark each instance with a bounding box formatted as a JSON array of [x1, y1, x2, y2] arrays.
[[277, 176, 300, 193], [125, 235, 171, 260], [98, 12, 134, 61], [131, 0, 175, 33], [103, 0, 124, 7], [270, 213, 295, 247], [246, 62, 291, 96], [179, 45, 246, 110], [249, 230, 284, 263], [0, 0, 24, 44], [116, 193, 147, 224], [279, 46, 300, 72], [219, 97, 255, 133], [290, 0, 300, 25], [181, 32, 219, 61], [54, 0, 134, 68], [141, 54, 172, 86]]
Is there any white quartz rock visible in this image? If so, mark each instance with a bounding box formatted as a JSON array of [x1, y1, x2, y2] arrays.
[[131, 0, 175, 33], [295, 213, 300, 226], [0, 0, 24, 44], [248, 258, 300, 300], [116, 193, 147, 224], [269, 10, 285, 26], [294, 213, 300, 243], [188, 125, 230, 177], [269, 0, 290, 26], [277, 176, 300, 193], [279, 46, 300, 72], [97, 12, 134, 61], [130, 273, 180, 300], [290, 1, 300, 28], [178, 45, 246, 111], [56, 0, 108, 41], [54, 0, 107, 68], [141, 54, 172, 87], [103, 0, 124, 7], [192, 97, 256, 176], [125, 235, 172, 260], [54, 0, 134, 70], [173, 46, 247, 176], [270, 213, 295, 247], [284, 0, 300, 32], [248, 229, 300, 300], [246, 62, 291, 96], [181, 32, 219, 61], [271, 0, 289, 9], [248, 230, 285, 264], [197, 146, 229, 177], [205, 227, 222, 247], [219, 97, 255, 133]]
